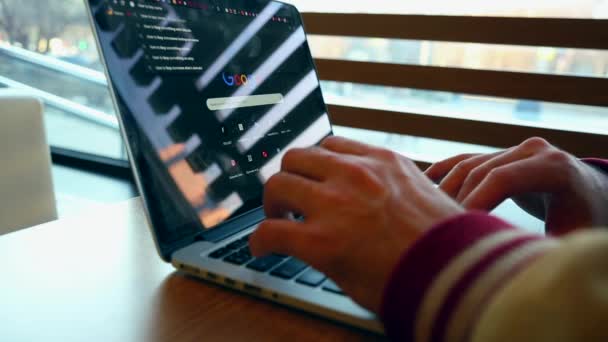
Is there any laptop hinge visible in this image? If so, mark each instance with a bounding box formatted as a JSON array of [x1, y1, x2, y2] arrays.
[[198, 207, 265, 243]]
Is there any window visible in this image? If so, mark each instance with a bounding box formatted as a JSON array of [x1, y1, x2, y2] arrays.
[[0, 0, 121, 159], [1, 0, 607, 167], [284, 0, 608, 18], [290, 0, 608, 161]]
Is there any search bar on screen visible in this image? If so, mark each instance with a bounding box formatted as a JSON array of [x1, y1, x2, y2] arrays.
[[207, 93, 284, 111]]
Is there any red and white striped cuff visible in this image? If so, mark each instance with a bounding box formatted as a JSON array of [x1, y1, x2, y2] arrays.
[[380, 212, 558, 342]]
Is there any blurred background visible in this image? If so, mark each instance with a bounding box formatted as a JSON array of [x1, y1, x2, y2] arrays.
[[1, 0, 607, 163]]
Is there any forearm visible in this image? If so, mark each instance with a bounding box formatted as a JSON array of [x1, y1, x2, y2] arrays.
[[471, 230, 608, 341], [380, 212, 557, 341], [580, 158, 608, 230], [379, 212, 608, 341], [582, 158, 608, 174]]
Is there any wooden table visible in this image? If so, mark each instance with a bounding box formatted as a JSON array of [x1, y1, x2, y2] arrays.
[[0, 198, 383, 341]]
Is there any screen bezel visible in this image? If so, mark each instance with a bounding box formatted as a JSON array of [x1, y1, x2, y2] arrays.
[[85, 0, 331, 261]]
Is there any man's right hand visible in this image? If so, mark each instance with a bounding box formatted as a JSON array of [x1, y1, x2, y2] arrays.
[[250, 136, 463, 313], [425, 137, 608, 233]]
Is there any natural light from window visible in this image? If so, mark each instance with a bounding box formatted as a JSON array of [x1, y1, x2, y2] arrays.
[[0, 0, 606, 162]]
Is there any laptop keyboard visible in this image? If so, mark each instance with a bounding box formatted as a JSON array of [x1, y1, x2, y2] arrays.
[[208, 234, 344, 295]]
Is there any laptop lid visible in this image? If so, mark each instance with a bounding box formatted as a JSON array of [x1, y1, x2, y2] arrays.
[[86, 0, 332, 260]]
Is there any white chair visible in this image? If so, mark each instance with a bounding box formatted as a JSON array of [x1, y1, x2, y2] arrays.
[[0, 90, 57, 234]]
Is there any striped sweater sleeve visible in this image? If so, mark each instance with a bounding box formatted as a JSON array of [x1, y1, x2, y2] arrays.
[[470, 230, 608, 341], [380, 213, 608, 342], [379, 212, 558, 342]]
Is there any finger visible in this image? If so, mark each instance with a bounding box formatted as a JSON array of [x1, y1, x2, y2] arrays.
[[438, 152, 502, 198], [456, 147, 534, 202], [320, 135, 375, 156], [462, 156, 563, 211], [264, 172, 323, 218], [424, 153, 480, 182], [281, 147, 344, 181], [250, 219, 310, 257]]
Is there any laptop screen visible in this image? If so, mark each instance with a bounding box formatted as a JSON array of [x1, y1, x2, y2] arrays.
[[89, 0, 331, 245]]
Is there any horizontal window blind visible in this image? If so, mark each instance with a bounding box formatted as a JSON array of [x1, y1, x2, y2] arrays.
[[301, 13, 608, 160]]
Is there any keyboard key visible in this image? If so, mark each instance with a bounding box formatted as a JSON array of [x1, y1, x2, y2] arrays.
[[209, 247, 231, 259], [241, 245, 252, 255], [296, 268, 326, 287], [246, 254, 285, 272], [224, 247, 253, 265], [226, 239, 248, 250], [238, 246, 252, 258], [224, 254, 253, 265], [270, 257, 308, 279], [322, 279, 345, 295]]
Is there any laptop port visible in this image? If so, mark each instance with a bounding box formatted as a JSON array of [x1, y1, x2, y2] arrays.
[[207, 272, 218, 280], [224, 278, 236, 286], [180, 264, 198, 274], [243, 284, 262, 294]]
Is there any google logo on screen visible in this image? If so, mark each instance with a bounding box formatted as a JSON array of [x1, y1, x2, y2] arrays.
[[222, 72, 256, 87]]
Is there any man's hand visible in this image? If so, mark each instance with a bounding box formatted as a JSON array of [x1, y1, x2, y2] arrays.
[[250, 136, 463, 313], [425, 137, 608, 233]]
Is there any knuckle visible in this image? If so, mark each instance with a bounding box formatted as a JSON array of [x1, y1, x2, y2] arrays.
[[544, 150, 571, 164], [458, 153, 478, 160], [321, 188, 345, 204], [544, 150, 577, 181], [436, 154, 471, 171], [376, 149, 401, 164], [281, 149, 303, 169], [316, 187, 349, 209], [337, 157, 364, 175], [345, 163, 381, 191], [486, 166, 511, 184], [265, 174, 283, 194], [320, 135, 340, 148], [521, 137, 550, 152], [363, 173, 387, 196], [400, 154, 417, 169], [325, 152, 346, 167], [351, 164, 371, 179], [453, 159, 475, 175], [467, 167, 488, 185], [349, 163, 388, 196]]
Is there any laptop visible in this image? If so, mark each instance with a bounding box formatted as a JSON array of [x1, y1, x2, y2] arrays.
[[85, 0, 383, 333]]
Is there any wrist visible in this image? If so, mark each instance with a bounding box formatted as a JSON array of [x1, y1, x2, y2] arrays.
[[582, 160, 608, 227], [582, 158, 608, 175]]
